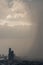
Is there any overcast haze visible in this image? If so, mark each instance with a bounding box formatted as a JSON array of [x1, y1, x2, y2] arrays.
[[0, 0, 43, 60]]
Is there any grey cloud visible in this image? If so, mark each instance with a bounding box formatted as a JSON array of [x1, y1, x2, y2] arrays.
[[5, 0, 30, 8], [6, 0, 14, 8], [0, 0, 9, 19]]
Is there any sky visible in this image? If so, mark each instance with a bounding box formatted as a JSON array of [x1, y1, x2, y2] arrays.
[[0, 0, 43, 60]]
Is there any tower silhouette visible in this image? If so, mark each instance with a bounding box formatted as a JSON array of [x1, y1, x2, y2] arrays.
[[8, 48, 15, 60]]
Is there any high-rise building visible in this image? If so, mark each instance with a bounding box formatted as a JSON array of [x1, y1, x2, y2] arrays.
[[8, 48, 14, 61]]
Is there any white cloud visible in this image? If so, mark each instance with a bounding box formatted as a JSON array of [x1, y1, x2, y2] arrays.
[[6, 14, 12, 19], [0, 0, 31, 27]]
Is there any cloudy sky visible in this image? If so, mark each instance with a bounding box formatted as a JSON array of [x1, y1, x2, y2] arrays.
[[0, 0, 43, 60]]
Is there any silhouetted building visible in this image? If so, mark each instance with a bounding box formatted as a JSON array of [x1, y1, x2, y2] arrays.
[[8, 48, 12, 60], [8, 48, 15, 65], [11, 51, 14, 61], [8, 48, 14, 60]]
